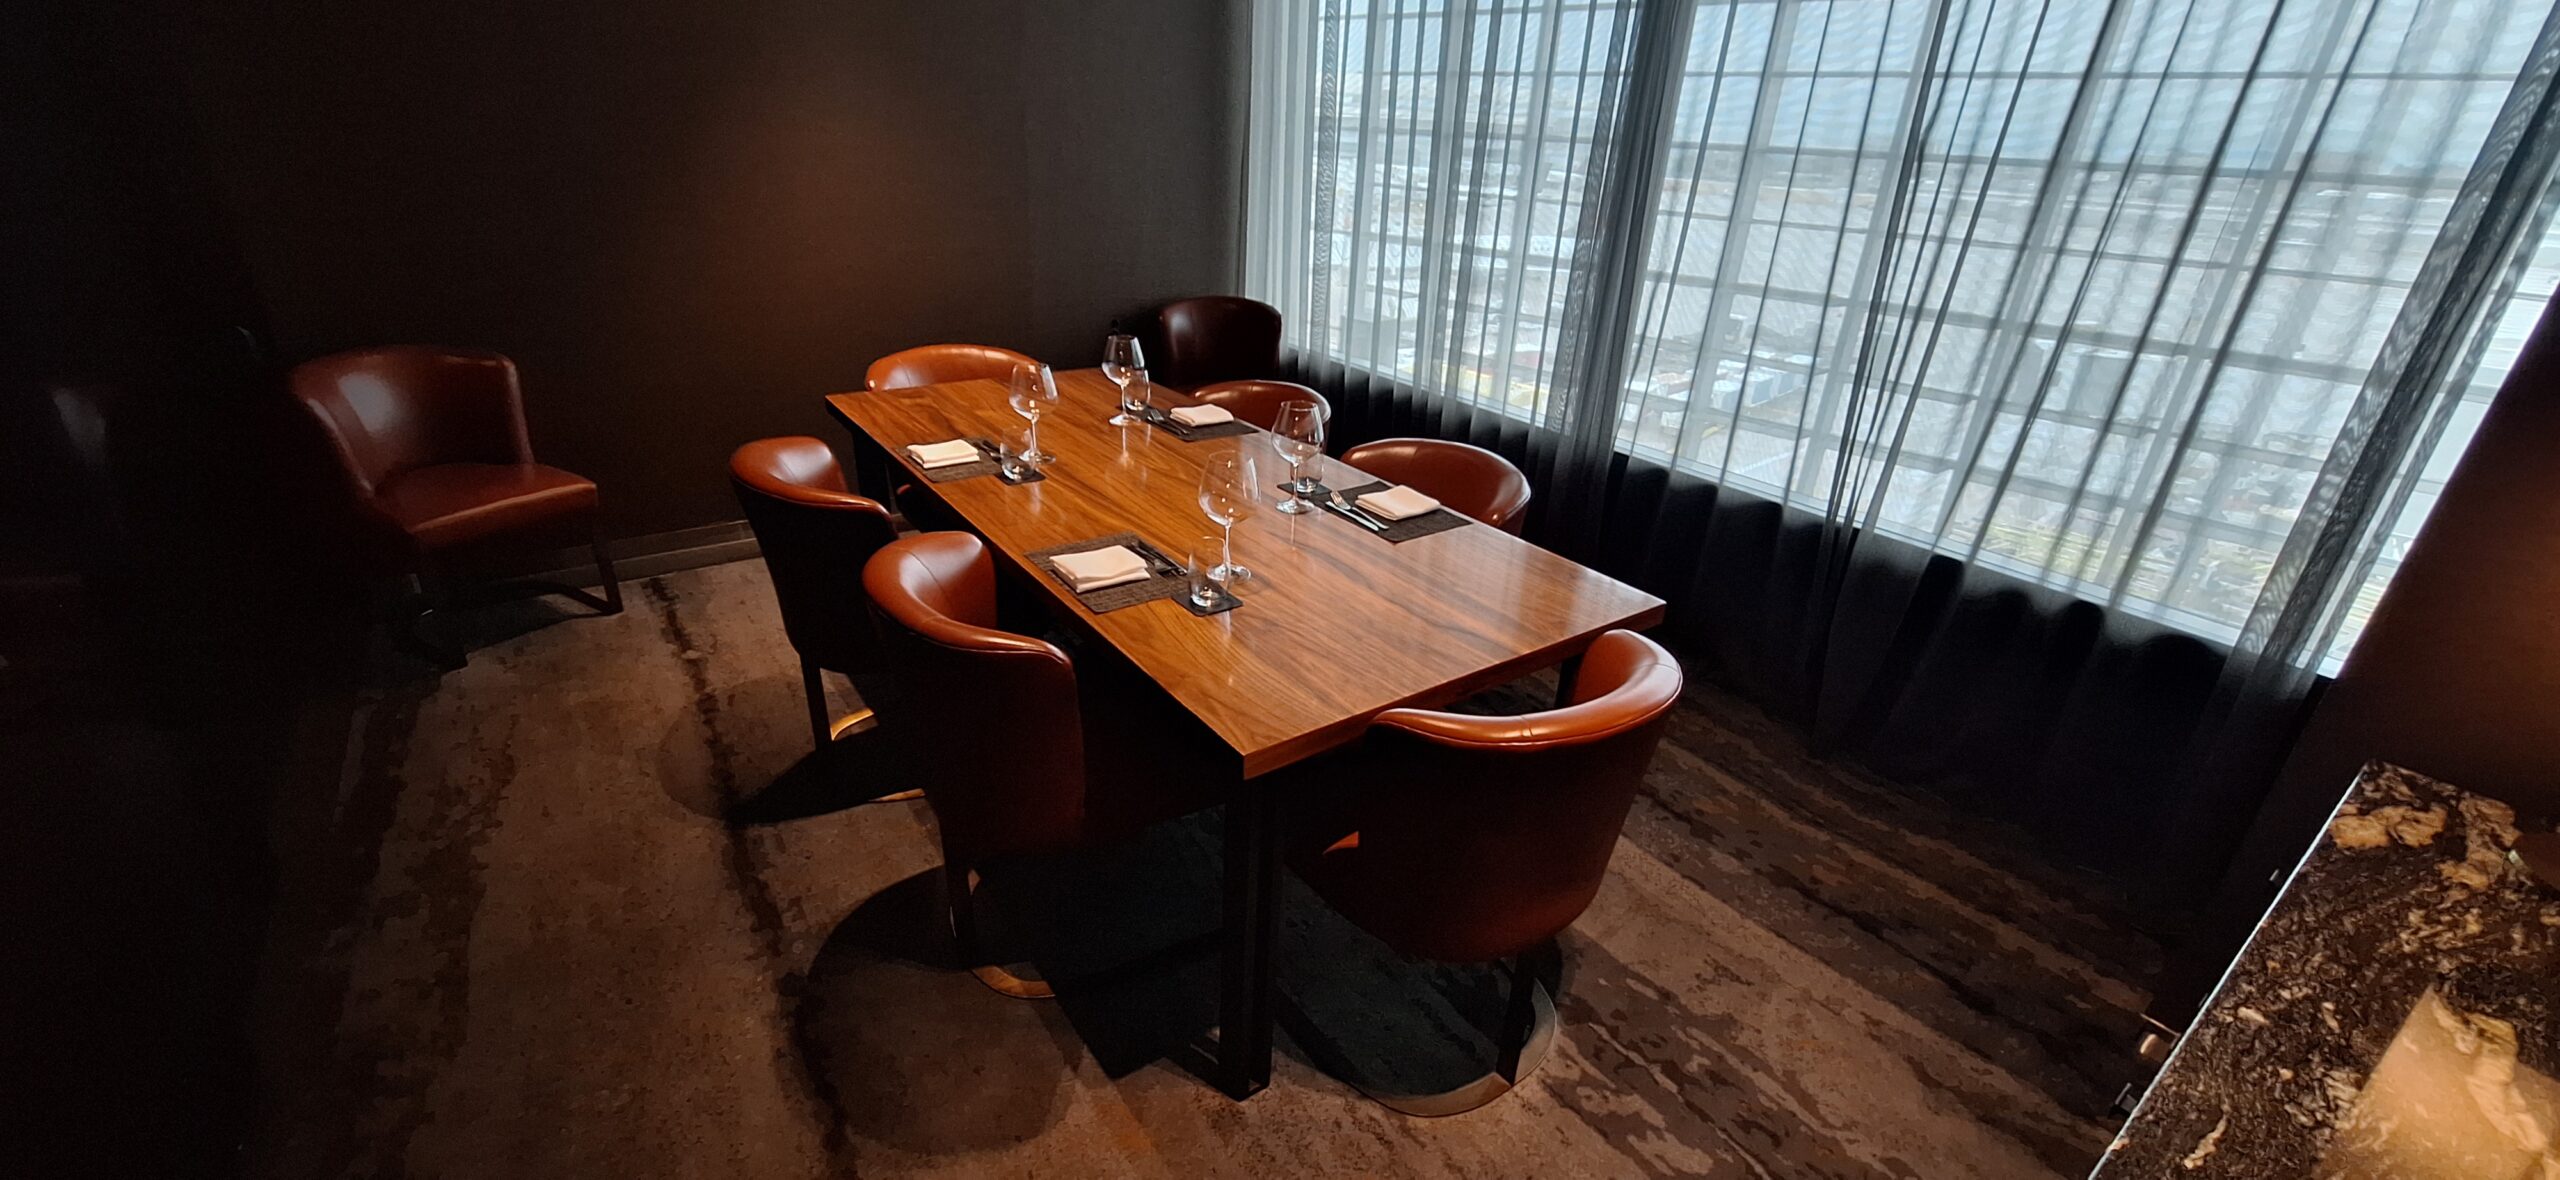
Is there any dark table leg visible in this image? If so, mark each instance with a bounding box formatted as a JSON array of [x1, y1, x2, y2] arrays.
[[1554, 652, 1586, 707], [847, 430, 895, 506], [1215, 779, 1281, 1100]]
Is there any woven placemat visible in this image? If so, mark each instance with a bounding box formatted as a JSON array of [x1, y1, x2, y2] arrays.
[[913, 438, 1045, 484], [1026, 532, 1220, 614], [1140, 407, 1259, 442], [1311, 481, 1473, 543]]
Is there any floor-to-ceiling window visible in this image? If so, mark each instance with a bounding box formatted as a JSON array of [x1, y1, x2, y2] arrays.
[[1245, 0, 2560, 670]]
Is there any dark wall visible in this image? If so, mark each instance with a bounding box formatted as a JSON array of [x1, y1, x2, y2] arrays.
[[170, 0, 1243, 538], [2292, 293, 2560, 817], [2151, 289, 2560, 1028]]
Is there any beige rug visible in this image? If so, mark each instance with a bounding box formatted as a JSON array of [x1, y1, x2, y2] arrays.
[[248, 559, 2155, 1178]]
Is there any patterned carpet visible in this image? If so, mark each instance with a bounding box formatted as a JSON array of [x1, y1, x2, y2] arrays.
[[248, 558, 2157, 1178]]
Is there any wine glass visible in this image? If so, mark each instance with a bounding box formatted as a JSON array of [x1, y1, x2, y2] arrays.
[[1102, 335, 1147, 425], [1197, 452, 1259, 584], [1009, 362, 1059, 464], [1267, 399, 1325, 515]]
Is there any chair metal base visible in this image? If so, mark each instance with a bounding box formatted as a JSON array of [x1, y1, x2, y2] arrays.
[[946, 864, 1057, 1000], [827, 707, 877, 740], [826, 708, 922, 802], [1349, 977, 1559, 1117], [802, 663, 925, 804], [968, 961, 1059, 1000]]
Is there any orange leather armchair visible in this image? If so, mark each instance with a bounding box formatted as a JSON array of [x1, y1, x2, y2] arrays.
[[863, 531, 1233, 994], [729, 437, 902, 752], [861, 343, 1040, 530], [1156, 296, 1281, 390], [1339, 438, 1533, 534], [1285, 629, 1682, 1105], [1331, 437, 1525, 532], [865, 343, 1039, 391], [291, 346, 618, 662], [1192, 379, 1332, 433]]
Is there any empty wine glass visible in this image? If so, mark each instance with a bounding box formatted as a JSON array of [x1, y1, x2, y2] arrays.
[[1009, 362, 1059, 464], [1197, 452, 1259, 584], [1102, 335, 1147, 426], [1267, 399, 1325, 515]]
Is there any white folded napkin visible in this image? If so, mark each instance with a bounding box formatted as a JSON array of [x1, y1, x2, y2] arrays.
[[1167, 404, 1234, 428], [1356, 485, 1443, 522], [907, 439, 982, 469], [1050, 545, 1153, 593]]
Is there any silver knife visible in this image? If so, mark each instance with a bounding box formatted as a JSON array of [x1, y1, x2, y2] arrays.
[[1128, 540, 1185, 577], [1328, 490, 1389, 532]]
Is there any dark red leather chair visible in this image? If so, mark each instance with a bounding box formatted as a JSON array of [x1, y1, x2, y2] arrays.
[[865, 343, 1039, 391], [1156, 296, 1282, 390], [291, 346, 617, 664], [1339, 438, 1533, 534], [863, 531, 1234, 995], [729, 437, 902, 752], [1193, 379, 1331, 433], [1285, 629, 1682, 1110]]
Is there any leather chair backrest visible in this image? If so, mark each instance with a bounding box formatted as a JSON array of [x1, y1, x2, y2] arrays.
[[290, 346, 531, 498], [729, 437, 900, 675], [865, 344, 1039, 391], [863, 532, 1089, 863], [1156, 297, 1282, 389], [1192, 380, 1332, 433], [1339, 438, 1533, 534], [1332, 630, 1681, 962]]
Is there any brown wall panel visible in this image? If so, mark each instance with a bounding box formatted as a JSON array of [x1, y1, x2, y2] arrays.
[[168, 0, 1242, 537]]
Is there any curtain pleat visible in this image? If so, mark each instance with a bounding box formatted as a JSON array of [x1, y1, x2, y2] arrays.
[[1249, 0, 2560, 911]]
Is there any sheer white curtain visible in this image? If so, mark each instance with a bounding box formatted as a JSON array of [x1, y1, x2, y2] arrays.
[[1244, 0, 2560, 667], [1245, 0, 1647, 421]]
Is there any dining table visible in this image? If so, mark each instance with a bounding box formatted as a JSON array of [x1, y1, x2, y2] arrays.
[[825, 367, 1666, 1100]]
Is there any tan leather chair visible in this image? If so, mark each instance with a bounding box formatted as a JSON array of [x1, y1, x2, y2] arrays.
[[861, 343, 1040, 530], [1284, 629, 1682, 1109], [863, 531, 1233, 995], [291, 346, 618, 664], [865, 343, 1039, 391], [1339, 438, 1532, 534], [1156, 296, 1282, 390], [1193, 379, 1332, 433], [729, 438, 902, 752]]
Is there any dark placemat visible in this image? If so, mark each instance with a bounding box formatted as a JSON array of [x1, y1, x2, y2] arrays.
[[1309, 481, 1472, 543], [1177, 579, 1242, 616], [1139, 406, 1259, 442], [1026, 532, 1228, 614], [914, 438, 1046, 484]]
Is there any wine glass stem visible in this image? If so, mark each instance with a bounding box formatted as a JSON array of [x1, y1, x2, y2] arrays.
[[1223, 520, 1235, 570], [1027, 419, 1040, 457]]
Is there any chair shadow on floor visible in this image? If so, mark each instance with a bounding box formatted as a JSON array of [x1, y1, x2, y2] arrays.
[[790, 866, 1087, 1156], [794, 813, 1569, 1142], [368, 593, 596, 684], [649, 669, 926, 824]]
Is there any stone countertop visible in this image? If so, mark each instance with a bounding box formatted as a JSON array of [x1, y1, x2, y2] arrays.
[[2094, 762, 2560, 1178]]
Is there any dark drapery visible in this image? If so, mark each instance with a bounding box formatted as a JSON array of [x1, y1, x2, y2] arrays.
[[1295, 352, 2236, 916], [1256, 0, 2560, 922]]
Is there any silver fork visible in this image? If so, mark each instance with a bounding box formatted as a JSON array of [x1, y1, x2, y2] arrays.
[[1328, 490, 1389, 532]]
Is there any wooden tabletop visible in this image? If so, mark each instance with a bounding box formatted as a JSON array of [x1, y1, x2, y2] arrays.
[[825, 369, 1666, 778]]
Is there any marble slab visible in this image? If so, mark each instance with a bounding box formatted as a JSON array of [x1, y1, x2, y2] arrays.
[[2095, 762, 2560, 1177]]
